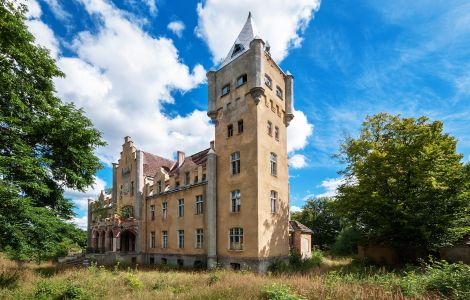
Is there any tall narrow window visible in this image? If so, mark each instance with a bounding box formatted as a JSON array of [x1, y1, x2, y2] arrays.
[[194, 175, 199, 184], [227, 124, 233, 137], [178, 230, 184, 249], [271, 190, 278, 213], [162, 202, 168, 220], [222, 84, 230, 96], [236, 74, 247, 87], [178, 199, 184, 217], [231, 190, 241, 213], [157, 181, 162, 193], [264, 74, 272, 88], [229, 228, 244, 250], [276, 86, 283, 99], [185, 172, 190, 185], [237, 120, 243, 133], [130, 181, 134, 196], [162, 231, 168, 248], [270, 153, 278, 176], [195, 229, 204, 249], [175, 181, 180, 189], [202, 174, 206, 182], [196, 195, 203, 215], [275, 126, 279, 141], [267, 121, 273, 136], [231, 151, 240, 175], [150, 205, 155, 221], [150, 231, 155, 248]]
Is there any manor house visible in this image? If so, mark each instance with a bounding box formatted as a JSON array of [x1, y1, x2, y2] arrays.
[[87, 13, 312, 272]]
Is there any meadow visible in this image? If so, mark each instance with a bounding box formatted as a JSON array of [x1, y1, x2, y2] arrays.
[[0, 252, 469, 300]]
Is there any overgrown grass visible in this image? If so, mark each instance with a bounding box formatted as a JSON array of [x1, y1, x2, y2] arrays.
[[1, 253, 468, 299]]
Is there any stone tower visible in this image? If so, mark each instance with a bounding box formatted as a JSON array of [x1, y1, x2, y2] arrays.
[[207, 12, 294, 272]]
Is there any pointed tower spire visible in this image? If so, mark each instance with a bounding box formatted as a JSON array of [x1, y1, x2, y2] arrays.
[[220, 12, 262, 68]]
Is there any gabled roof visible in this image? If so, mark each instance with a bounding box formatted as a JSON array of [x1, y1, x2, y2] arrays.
[[169, 148, 210, 176], [289, 220, 313, 234], [142, 151, 174, 177], [220, 12, 261, 68]]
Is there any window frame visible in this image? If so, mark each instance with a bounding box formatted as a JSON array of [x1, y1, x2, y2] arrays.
[[270, 152, 278, 176], [162, 230, 168, 248], [229, 227, 244, 251], [150, 205, 155, 221], [236, 74, 247, 87], [195, 228, 204, 249], [270, 190, 278, 213], [231, 151, 241, 175], [178, 199, 184, 217], [231, 189, 241, 213], [150, 231, 156, 248], [264, 74, 272, 89], [162, 202, 168, 220], [275, 126, 279, 141], [195, 195, 204, 215], [227, 124, 234, 137], [237, 120, 244, 134], [222, 84, 230, 96], [267, 121, 273, 136], [178, 230, 185, 249], [276, 85, 283, 99]]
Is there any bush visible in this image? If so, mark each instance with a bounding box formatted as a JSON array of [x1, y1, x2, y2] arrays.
[[331, 228, 361, 257], [421, 259, 470, 299], [60, 283, 89, 299], [261, 283, 305, 300], [208, 272, 220, 286], [269, 250, 323, 273], [0, 271, 19, 289], [123, 273, 144, 289], [34, 280, 56, 299]]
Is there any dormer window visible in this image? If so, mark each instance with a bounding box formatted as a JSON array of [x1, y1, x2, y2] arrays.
[[222, 84, 230, 96], [264, 74, 272, 89], [236, 74, 247, 87], [231, 43, 244, 58], [276, 86, 283, 99]]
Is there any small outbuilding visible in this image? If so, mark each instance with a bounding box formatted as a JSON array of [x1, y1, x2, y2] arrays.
[[289, 220, 313, 259]]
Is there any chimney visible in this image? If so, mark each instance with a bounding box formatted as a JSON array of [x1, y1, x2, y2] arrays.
[[177, 151, 185, 167], [210, 140, 215, 150], [124, 136, 132, 143]]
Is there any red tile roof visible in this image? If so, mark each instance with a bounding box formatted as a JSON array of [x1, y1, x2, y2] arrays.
[[289, 220, 313, 234], [169, 148, 210, 176], [142, 151, 174, 177]]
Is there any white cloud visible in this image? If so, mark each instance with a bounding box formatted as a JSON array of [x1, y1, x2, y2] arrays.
[[26, 19, 59, 58], [302, 193, 315, 201], [64, 176, 107, 211], [287, 109, 314, 153], [46, 0, 211, 163], [316, 177, 345, 198], [290, 206, 302, 213], [24, 0, 41, 18], [196, 0, 321, 63], [167, 20, 185, 37], [289, 154, 308, 169], [70, 215, 88, 230], [43, 0, 71, 20], [145, 0, 158, 16]]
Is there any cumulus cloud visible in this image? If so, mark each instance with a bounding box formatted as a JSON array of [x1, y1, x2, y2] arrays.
[[287, 109, 314, 153], [23, 0, 41, 18], [26, 19, 60, 58], [70, 215, 88, 230], [196, 0, 321, 63], [289, 154, 308, 169], [43, 0, 71, 20], [64, 177, 107, 211], [145, 0, 158, 15], [316, 177, 345, 198], [290, 206, 302, 213], [167, 20, 185, 37]]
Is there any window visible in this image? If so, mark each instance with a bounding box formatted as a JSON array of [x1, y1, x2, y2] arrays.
[[231, 151, 240, 175], [178, 199, 184, 217], [175, 181, 180, 189], [222, 84, 230, 96], [196, 195, 203, 215], [237, 120, 243, 134], [231, 190, 241, 213], [276, 86, 283, 99], [195, 229, 204, 249], [150, 205, 155, 221], [130, 181, 134, 196], [271, 190, 278, 213], [275, 126, 279, 141], [267, 121, 273, 136], [178, 230, 184, 249], [161, 257, 167, 264], [270, 153, 278, 176], [264, 74, 272, 89], [162, 202, 168, 219], [150, 231, 155, 248], [236, 74, 247, 87], [229, 228, 244, 250], [194, 175, 199, 184], [202, 174, 206, 182], [232, 43, 244, 57], [227, 124, 233, 137], [177, 259, 184, 267], [162, 231, 168, 248], [185, 172, 190, 185], [157, 181, 162, 193]]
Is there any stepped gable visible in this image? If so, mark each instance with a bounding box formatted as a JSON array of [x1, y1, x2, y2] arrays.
[[142, 151, 174, 177]]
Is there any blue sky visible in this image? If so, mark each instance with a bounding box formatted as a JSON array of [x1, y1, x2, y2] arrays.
[[24, 0, 470, 228]]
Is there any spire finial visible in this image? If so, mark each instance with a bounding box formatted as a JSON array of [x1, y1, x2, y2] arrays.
[[248, 11, 252, 18]]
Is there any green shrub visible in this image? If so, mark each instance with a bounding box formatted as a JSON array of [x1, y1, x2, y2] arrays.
[[123, 273, 144, 289], [60, 284, 89, 299], [422, 260, 470, 299], [34, 280, 56, 299], [269, 250, 324, 273], [152, 279, 168, 291], [208, 272, 220, 286], [261, 283, 305, 300], [331, 227, 361, 257], [0, 271, 19, 289]]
